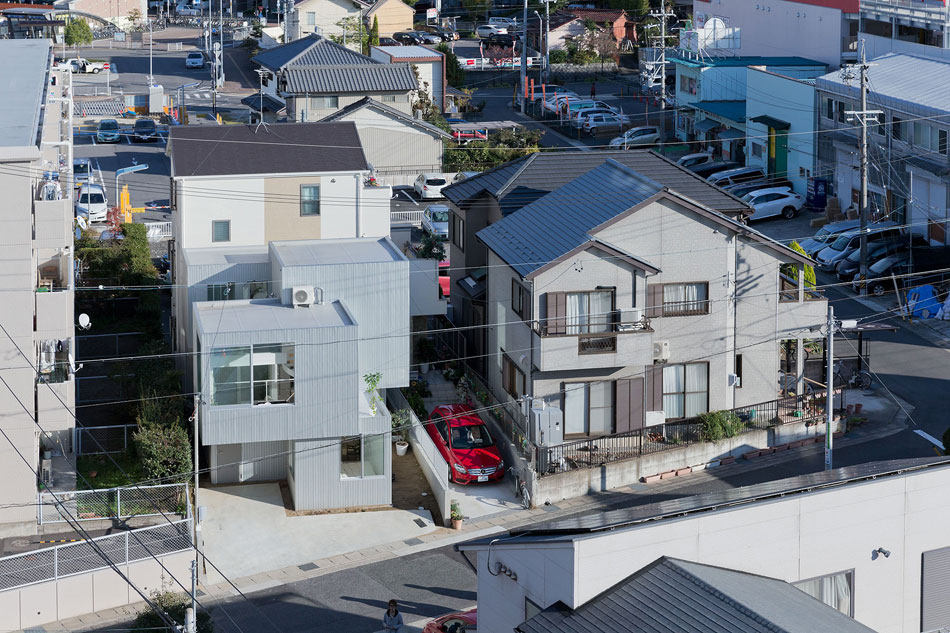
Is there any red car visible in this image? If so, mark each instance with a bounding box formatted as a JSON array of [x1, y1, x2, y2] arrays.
[[426, 404, 504, 484], [438, 260, 450, 298], [422, 608, 477, 633]]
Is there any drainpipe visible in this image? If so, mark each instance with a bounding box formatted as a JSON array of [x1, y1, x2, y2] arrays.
[[354, 173, 362, 237]]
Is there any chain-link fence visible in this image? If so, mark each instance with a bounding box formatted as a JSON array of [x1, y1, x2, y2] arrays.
[[76, 424, 136, 455], [0, 520, 192, 591], [37, 483, 187, 524]]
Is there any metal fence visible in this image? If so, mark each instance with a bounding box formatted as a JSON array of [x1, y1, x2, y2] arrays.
[[0, 519, 192, 591], [76, 423, 137, 455], [537, 392, 839, 476], [144, 221, 173, 241], [391, 210, 425, 226], [37, 483, 187, 524]]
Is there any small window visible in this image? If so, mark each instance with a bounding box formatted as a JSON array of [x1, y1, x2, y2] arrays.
[[662, 362, 708, 419], [735, 354, 743, 388], [300, 184, 320, 216], [502, 351, 525, 398], [323, 96, 339, 108], [381, 94, 397, 103], [793, 570, 853, 617], [511, 279, 530, 320], [751, 142, 763, 158], [661, 282, 709, 316], [451, 212, 465, 251], [836, 100, 846, 123], [306, 11, 315, 24], [212, 220, 230, 243], [825, 98, 834, 120], [341, 434, 385, 478], [940, 129, 948, 155], [308, 95, 339, 110], [875, 112, 885, 136], [892, 115, 903, 140]]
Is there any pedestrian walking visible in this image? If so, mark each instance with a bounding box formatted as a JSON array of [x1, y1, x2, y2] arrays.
[[590, 80, 596, 99], [382, 599, 404, 632]]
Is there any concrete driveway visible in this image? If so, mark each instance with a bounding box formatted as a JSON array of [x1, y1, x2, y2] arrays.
[[197, 483, 437, 584]]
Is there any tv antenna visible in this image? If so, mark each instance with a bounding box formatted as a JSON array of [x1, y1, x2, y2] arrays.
[[253, 68, 271, 132]]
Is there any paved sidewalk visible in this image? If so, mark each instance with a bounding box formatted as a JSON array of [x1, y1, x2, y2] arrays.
[[44, 389, 908, 633], [851, 293, 950, 348]]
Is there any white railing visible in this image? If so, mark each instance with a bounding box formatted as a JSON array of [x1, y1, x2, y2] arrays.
[[37, 482, 187, 524], [0, 519, 192, 592], [391, 210, 426, 226], [144, 221, 173, 241]]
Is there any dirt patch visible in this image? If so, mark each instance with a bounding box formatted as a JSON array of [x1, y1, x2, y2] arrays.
[[391, 444, 442, 525]]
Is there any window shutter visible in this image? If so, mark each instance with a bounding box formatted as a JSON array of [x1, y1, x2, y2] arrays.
[[546, 292, 566, 335], [647, 284, 663, 318], [645, 365, 663, 411], [615, 377, 644, 433]]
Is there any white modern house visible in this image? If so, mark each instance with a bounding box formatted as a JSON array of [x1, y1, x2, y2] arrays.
[[0, 39, 77, 536], [859, 0, 950, 60], [168, 122, 441, 510], [459, 457, 950, 633], [284, 0, 367, 43], [370, 45, 445, 112]]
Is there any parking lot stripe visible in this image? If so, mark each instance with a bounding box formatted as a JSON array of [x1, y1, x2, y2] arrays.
[[125, 135, 132, 145], [91, 135, 96, 145]]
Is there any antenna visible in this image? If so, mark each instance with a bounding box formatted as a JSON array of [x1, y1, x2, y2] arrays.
[[253, 68, 270, 132]]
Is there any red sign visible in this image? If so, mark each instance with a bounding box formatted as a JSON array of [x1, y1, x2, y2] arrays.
[[103, 62, 110, 69]]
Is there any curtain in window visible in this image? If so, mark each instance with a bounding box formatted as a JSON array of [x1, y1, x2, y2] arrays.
[[588, 381, 613, 435], [685, 363, 708, 417], [564, 383, 587, 435], [566, 293, 584, 335], [662, 364, 684, 419], [589, 291, 612, 333], [830, 573, 851, 614]]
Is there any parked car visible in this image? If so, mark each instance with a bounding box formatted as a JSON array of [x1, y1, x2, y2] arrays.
[[73, 158, 92, 186], [419, 25, 457, 41], [439, 260, 450, 298], [836, 240, 907, 281], [411, 30, 442, 44], [743, 188, 805, 220], [393, 31, 425, 45], [569, 107, 614, 127], [378, 36, 400, 46], [724, 178, 794, 199], [540, 91, 578, 113], [531, 84, 566, 105], [583, 113, 631, 135], [132, 118, 158, 142], [475, 24, 507, 37], [63, 57, 106, 73], [96, 118, 121, 143], [489, 16, 517, 29], [814, 223, 901, 272], [485, 33, 518, 49], [423, 204, 450, 239], [798, 219, 861, 258], [676, 152, 714, 169], [414, 173, 448, 199], [185, 51, 206, 68], [75, 184, 108, 223], [426, 404, 505, 484], [687, 160, 740, 178], [609, 126, 661, 148], [707, 166, 767, 188], [453, 171, 479, 184], [422, 608, 478, 633], [851, 253, 910, 295]]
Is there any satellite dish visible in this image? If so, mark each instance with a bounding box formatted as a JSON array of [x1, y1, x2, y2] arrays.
[[77, 314, 91, 330]]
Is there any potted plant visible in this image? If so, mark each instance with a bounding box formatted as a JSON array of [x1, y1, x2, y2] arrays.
[[392, 408, 411, 456], [450, 500, 463, 530], [364, 372, 382, 415]]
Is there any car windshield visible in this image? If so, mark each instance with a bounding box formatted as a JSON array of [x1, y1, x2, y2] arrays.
[[135, 120, 154, 129], [426, 178, 446, 186], [81, 192, 105, 204], [450, 424, 494, 450], [829, 234, 855, 251], [99, 120, 118, 130], [187, 53, 202, 59], [74, 162, 90, 175], [870, 256, 900, 273], [429, 209, 449, 222]]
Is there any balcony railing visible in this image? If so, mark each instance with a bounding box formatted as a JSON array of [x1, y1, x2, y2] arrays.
[[578, 333, 617, 354], [861, 0, 947, 22]]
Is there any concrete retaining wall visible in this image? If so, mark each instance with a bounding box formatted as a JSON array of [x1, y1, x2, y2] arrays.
[[530, 417, 844, 506], [0, 550, 192, 631]]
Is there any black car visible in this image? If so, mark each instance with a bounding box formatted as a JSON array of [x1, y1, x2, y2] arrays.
[[378, 36, 400, 46], [132, 118, 158, 142], [688, 160, 741, 179], [486, 33, 518, 49], [393, 31, 424, 45]]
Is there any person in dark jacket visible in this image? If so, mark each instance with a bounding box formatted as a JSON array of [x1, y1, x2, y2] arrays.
[[383, 599, 404, 632]]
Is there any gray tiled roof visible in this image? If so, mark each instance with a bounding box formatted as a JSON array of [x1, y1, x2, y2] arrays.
[[319, 96, 451, 138], [168, 121, 367, 177], [283, 63, 417, 94], [443, 150, 751, 216], [477, 160, 663, 278], [0, 39, 50, 150], [516, 557, 877, 633], [253, 34, 375, 71]]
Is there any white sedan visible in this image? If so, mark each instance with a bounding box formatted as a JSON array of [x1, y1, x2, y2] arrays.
[[475, 24, 507, 37], [743, 188, 805, 221], [414, 173, 448, 200], [75, 183, 108, 224]]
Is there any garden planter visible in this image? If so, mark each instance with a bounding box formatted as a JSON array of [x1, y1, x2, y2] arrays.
[[846, 405, 854, 415], [394, 441, 409, 456], [451, 519, 463, 530], [854, 403, 863, 414], [675, 467, 692, 476], [720, 456, 736, 465], [641, 473, 661, 484], [660, 470, 677, 480]]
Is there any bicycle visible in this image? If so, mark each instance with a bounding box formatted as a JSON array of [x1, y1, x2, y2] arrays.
[[834, 361, 872, 390]]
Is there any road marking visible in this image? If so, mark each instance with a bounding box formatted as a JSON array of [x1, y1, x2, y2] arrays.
[[914, 429, 945, 450], [91, 135, 96, 145], [125, 135, 133, 145], [400, 190, 418, 206]]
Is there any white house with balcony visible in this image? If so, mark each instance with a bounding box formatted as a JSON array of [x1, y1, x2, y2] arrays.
[[476, 159, 825, 446]]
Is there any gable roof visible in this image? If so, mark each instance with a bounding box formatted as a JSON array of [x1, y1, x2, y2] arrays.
[[476, 160, 664, 279], [318, 96, 452, 138], [443, 149, 752, 216], [567, 7, 627, 23], [253, 34, 376, 71], [283, 63, 417, 94], [516, 557, 877, 633], [366, 0, 414, 17], [168, 122, 368, 178]]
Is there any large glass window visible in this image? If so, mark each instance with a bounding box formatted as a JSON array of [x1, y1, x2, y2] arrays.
[[309, 96, 339, 109], [662, 282, 709, 316], [208, 344, 294, 406], [207, 281, 268, 302], [300, 184, 320, 216], [793, 570, 853, 616], [341, 434, 385, 478], [565, 290, 614, 334], [662, 363, 708, 419], [563, 381, 614, 436]]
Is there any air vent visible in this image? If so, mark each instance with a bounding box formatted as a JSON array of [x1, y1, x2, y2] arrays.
[[292, 286, 314, 307]]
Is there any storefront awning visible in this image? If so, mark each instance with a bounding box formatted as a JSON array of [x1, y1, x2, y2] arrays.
[[750, 115, 791, 130], [718, 128, 744, 140], [694, 118, 718, 134]]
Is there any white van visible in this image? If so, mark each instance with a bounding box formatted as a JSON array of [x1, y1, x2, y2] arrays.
[[488, 17, 517, 28]]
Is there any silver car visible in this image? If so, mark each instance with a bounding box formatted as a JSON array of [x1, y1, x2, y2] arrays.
[[582, 113, 631, 135], [609, 126, 661, 149]]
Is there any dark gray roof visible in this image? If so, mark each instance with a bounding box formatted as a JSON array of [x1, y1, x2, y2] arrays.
[[283, 63, 417, 94], [0, 39, 50, 151], [319, 96, 450, 138], [516, 557, 877, 633], [241, 92, 286, 113], [168, 122, 367, 177], [476, 160, 664, 279], [443, 149, 752, 216], [253, 34, 375, 71]]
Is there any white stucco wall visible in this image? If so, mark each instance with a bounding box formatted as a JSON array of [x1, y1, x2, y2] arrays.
[[286, 0, 360, 42]]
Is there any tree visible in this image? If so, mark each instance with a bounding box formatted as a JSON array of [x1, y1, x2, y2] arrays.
[[133, 422, 192, 483], [132, 591, 213, 633], [370, 15, 380, 47], [127, 7, 142, 25], [436, 42, 465, 88], [588, 24, 617, 69], [443, 128, 544, 172], [786, 241, 817, 288], [329, 16, 367, 51], [64, 19, 93, 46], [418, 232, 446, 261]]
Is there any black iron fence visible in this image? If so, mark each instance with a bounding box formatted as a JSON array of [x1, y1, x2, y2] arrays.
[[536, 391, 839, 476]]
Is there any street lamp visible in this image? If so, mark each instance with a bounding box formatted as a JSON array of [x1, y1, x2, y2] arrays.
[[533, 10, 543, 84]]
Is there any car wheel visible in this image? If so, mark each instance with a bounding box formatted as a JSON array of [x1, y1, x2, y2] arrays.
[[781, 206, 797, 219], [93, 68, 101, 73], [870, 282, 886, 296]]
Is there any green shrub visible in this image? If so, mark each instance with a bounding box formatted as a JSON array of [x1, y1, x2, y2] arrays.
[[699, 410, 745, 442], [64, 19, 93, 45], [133, 423, 192, 483], [549, 49, 568, 64], [132, 590, 212, 633]]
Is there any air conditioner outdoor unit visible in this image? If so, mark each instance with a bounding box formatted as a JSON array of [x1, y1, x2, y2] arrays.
[[292, 286, 315, 307], [40, 459, 53, 486], [728, 373, 741, 388], [653, 340, 670, 362], [617, 307, 645, 330]]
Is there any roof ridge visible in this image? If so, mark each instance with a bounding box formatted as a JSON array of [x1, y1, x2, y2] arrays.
[[495, 152, 540, 197]]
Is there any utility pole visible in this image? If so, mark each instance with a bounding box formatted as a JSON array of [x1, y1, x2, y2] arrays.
[[543, 0, 550, 85], [520, 0, 528, 114], [825, 305, 835, 471], [647, 6, 674, 130], [845, 41, 880, 295]]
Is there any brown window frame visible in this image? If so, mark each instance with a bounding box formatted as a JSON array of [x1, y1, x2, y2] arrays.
[[659, 282, 709, 317], [511, 279, 531, 320], [501, 350, 525, 399]]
